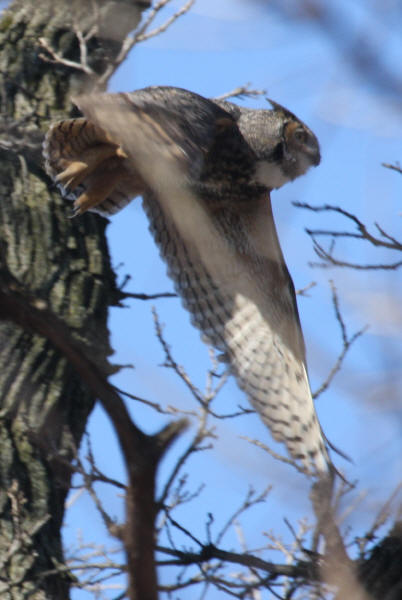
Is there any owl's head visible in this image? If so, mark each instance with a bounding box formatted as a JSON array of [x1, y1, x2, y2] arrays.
[[233, 99, 321, 191], [269, 99, 320, 178]]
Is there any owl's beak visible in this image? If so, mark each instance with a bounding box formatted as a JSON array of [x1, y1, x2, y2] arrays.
[[311, 147, 321, 167], [308, 138, 321, 167]]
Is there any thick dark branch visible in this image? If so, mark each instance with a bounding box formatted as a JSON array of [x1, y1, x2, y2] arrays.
[[123, 291, 177, 300], [0, 267, 188, 600], [156, 543, 317, 580]]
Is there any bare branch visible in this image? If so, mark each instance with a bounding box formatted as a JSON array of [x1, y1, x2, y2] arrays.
[[98, 0, 195, 86], [38, 37, 95, 76], [123, 290, 177, 300], [73, 447, 123, 539], [240, 435, 306, 476], [0, 266, 188, 600], [312, 240, 402, 271], [153, 307, 243, 421], [157, 415, 214, 507], [357, 482, 402, 554], [382, 162, 402, 175], [296, 280, 317, 296], [215, 486, 271, 547], [156, 542, 317, 580], [313, 281, 367, 399], [113, 385, 173, 414], [297, 202, 402, 251], [294, 202, 402, 270], [215, 85, 267, 102], [135, 0, 196, 44]]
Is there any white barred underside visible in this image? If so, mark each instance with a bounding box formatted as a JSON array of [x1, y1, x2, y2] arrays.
[[143, 193, 329, 475]]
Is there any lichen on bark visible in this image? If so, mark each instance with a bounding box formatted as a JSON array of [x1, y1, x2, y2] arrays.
[[0, 1, 147, 597]]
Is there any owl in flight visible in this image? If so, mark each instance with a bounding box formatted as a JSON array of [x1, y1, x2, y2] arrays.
[[43, 86, 332, 477]]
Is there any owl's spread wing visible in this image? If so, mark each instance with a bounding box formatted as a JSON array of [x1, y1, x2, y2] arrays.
[[143, 191, 329, 475], [44, 88, 331, 475]]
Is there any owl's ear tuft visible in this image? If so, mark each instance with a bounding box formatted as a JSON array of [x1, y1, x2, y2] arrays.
[[266, 98, 283, 111], [266, 98, 277, 109], [267, 98, 298, 121]]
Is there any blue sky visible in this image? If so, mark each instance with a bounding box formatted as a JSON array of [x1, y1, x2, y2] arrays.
[[63, 1, 402, 598]]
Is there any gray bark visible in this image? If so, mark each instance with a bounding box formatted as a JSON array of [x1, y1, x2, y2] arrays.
[[0, 1, 148, 597]]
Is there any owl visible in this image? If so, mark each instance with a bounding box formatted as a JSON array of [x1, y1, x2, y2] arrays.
[[43, 86, 332, 477]]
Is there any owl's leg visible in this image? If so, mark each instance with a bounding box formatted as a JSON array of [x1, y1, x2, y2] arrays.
[[71, 166, 127, 216], [56, 144, 127, 191]]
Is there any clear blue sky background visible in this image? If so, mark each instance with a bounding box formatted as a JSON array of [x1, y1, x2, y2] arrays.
[[63, 1, 402, 598]]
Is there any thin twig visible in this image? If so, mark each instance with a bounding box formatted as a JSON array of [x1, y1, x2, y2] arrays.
[[313, 281, 367, 399], [358, 482, 402, 554], [294, 202, 402, 270], [135, 0, 196, 44], [153, 307, 240, 420], [38, 37, 95, 76], [240, 436, 305, 475], [215, 85, 267, 102], [113, 385, 171, 414], [98, 0, 195, 86], [296, 280, 317, 297], [382, 162, 402, 175], [215, 487, 271, 547]]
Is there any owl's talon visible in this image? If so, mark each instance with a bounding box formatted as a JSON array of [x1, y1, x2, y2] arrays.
[[56, 161, 89, 190], [70, 166, 125, 215], [56, 144, 127, 192]]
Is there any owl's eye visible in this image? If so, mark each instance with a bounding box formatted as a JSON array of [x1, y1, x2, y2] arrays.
[[293, 128, 307, 143]]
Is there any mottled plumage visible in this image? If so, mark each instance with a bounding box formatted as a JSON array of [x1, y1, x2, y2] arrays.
[[43, 86, 331, 476]]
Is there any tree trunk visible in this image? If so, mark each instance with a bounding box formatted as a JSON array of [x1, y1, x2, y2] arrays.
[[0, 1, 148, 597]]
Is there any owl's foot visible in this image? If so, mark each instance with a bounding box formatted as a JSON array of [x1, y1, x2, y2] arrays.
[[70, 166, 126, 216], [56, 144, 127, 191]]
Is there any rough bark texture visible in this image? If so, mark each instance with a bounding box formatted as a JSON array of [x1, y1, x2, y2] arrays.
[[0, 1, 149, 597]]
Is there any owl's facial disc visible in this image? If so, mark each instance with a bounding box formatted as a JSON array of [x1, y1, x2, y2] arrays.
[[252, 117, 320, 190], [282, 121, 321, 178]]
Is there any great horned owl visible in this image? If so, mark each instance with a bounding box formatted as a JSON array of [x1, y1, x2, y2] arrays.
[[43, 86, 332, 477]]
